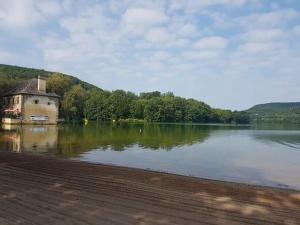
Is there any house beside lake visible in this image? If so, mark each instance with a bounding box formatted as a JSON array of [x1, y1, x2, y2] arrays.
[[1, 77, 60, 125]]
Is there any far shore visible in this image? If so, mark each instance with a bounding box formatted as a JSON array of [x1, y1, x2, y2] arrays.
[[0, 151, 299, 225]]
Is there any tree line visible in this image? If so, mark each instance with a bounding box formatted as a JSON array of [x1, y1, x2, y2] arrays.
[[46, 74, 250, 124]]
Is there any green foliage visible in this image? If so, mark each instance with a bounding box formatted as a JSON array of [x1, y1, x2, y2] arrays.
[[130, 99, 146, 119], [140, 91, 161, 99], [0, 64, 250, 124], [184, 99, 211, 123], [47, 73, 72, 96], [209, 109, 233, 123], [62, 85, 86, 120], [232, 111, 251, 124], [247, 102, 300, 123], [84, 89, 112, 121], [109, 90, 137, 120]]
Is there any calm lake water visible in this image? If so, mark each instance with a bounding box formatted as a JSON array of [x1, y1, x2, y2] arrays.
[[1, 122, 300, 190]]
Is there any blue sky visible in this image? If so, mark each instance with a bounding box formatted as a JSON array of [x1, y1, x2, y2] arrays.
[[0, 0, 300, 110]]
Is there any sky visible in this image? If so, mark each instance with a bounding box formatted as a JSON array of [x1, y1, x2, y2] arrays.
[[0, 0, 300, 110]]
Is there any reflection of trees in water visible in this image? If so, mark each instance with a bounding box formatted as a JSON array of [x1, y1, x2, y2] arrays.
[[1, 123, 252, 157], [253, 131, 300, 151], [55, 123, 212, 157], [252, 123, 300, 130]]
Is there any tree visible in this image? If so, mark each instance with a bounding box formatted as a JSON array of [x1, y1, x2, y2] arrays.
[[144, 97, 164, 122], [210, 109, 233, 123], [47, 73, 72, 97], [130, 99, 146, 119], [185, 99, 211, 123], [62, 85, 86, 120], [140, 91, 161, 99], [232, 111, 251, 124], [84, 89, 112, 121], [109, 90, 137, 120]]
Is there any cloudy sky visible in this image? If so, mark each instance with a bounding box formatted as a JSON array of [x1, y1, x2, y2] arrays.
[[0, 0, 300, 110]]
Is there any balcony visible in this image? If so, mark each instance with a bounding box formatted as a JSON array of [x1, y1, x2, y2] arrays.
[[2, 108, 22, 124]]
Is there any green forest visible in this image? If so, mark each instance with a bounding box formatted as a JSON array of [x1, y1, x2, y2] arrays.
[[247, 102, 300, 123], [0, 64, 250, 124]]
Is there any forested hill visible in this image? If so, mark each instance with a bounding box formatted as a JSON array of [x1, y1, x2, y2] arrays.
[[248, 102, 300, 112], [0, 64, 98, 93], [247, 102, 300, 122], [0, 64, 250, 124]]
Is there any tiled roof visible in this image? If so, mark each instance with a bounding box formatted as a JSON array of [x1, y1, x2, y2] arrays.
[[1, 78, 59, 98]]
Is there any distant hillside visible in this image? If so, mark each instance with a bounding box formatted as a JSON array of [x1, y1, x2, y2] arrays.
[[248, 102, 300, 112], [0, 64, 98, 94], [247, 102, 300, 123]]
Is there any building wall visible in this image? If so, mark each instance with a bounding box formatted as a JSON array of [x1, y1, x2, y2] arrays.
[[23, 95, 59, 124], [38, 78, 46, 92], [1, 95, 23, 113]]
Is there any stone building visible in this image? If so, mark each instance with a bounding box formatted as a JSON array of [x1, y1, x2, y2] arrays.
[[1, 77, 60, 124]]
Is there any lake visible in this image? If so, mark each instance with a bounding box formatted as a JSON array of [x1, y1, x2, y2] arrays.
[[1, 122, 300, 190]]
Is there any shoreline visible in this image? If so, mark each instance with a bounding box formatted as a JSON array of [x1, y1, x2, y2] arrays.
[[74, 159, 299, 193], [0, 151, 299, 224]]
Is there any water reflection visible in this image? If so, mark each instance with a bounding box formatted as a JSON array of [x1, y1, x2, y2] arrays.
[[0, 124, 58, 153], [253, 130, 300, 150], [56, 123, 212, 156], [0, 123, 212, 155], [1, 123, 300, 155], [0, 123, 300, 189]]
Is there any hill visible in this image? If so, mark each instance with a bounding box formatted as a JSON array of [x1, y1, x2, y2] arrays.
[[247, 102, 300, 123], [0, 64, 250, 124], [0, 64, 98, 94]]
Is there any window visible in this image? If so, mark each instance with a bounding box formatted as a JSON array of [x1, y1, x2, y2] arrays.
[[30, 116, 49, 121], [47, 102, 51, 106], [34, 100, 39, 104]]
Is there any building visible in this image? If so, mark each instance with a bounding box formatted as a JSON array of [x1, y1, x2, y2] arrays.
[[1, 77, 60, 125]]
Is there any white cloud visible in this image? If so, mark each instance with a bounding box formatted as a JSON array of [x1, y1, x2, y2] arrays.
[[146, 27, 171, 43], [237, 9, 299, 29], [194, 36, 228, 50], [210, 9, 299, 31], [241, 28, 284, 42], [0, 0, 63, 30], [152, 51, 172, 61], [171, 23, 198, 37], [191, 0, 246, 8], [169, 0, 247, 13], [293, 25, 300, 36], [238, 42, 286, 54], [37, 0, 62, 16], [168, 0, 186, 12], [178, 24, 196, 35], [183, 50, 221, 61], [122, 7, 168, 35], [41, 3, 123, 73], [167, 38, 190, 48], [0, 0, 43, 29]]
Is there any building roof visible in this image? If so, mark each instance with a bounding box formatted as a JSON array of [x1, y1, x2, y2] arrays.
[[1, 78, 60, 98]]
